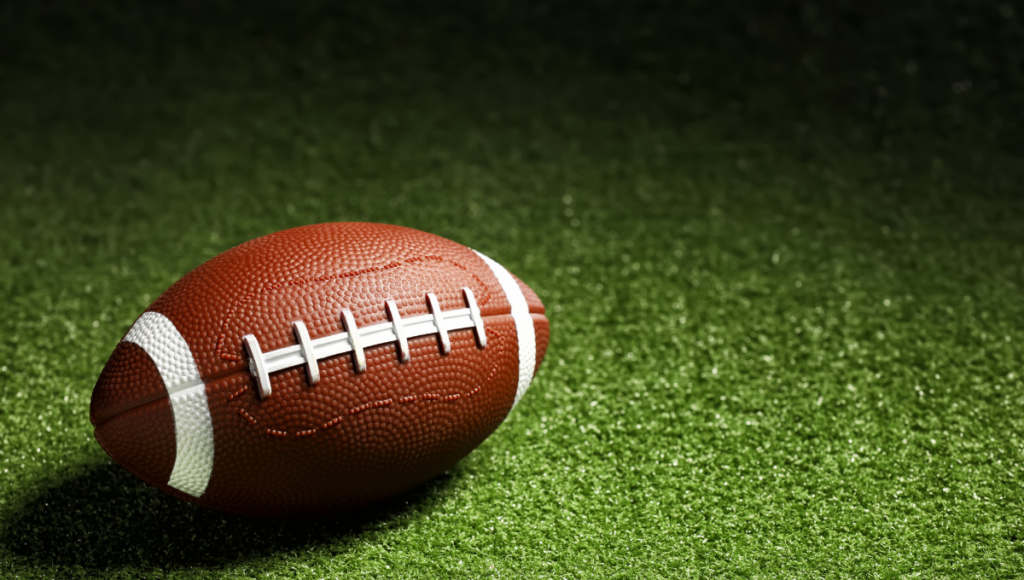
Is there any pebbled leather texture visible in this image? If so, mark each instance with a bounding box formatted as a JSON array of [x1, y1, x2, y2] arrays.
[[91, 341, 168, 425], [94, 397, 177, 488], [91, 223, 549, 517]]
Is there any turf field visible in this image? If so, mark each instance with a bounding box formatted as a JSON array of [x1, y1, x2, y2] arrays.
[[1, 2, 1023, 578]]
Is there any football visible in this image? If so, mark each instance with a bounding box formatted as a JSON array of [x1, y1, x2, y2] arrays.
[[90, 223, 550, 517]]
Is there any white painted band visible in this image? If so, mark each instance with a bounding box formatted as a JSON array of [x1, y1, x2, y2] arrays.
[[474, 251, 536, 409], [124, 312, 213, 498], [165, 383, 215, 497]]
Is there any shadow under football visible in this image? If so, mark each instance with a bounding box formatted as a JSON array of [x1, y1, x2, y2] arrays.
[[1, 462, 451, 570]]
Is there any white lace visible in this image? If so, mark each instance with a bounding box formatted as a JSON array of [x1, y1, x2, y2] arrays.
[[243, 288, 486, 399]]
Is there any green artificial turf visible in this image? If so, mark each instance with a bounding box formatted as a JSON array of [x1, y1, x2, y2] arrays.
[[1, 2, 1023, 578]]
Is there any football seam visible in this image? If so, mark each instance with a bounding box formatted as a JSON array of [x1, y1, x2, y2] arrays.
[[239, 327, 506, 437], [211, 255, 494, 362], [92, 313, 528, 430]]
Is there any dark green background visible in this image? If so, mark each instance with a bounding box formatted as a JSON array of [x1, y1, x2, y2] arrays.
[[1, 2, 1022, 578]]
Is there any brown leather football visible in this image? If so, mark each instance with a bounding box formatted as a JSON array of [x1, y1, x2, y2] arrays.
[[90, 223, 549, 517]]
